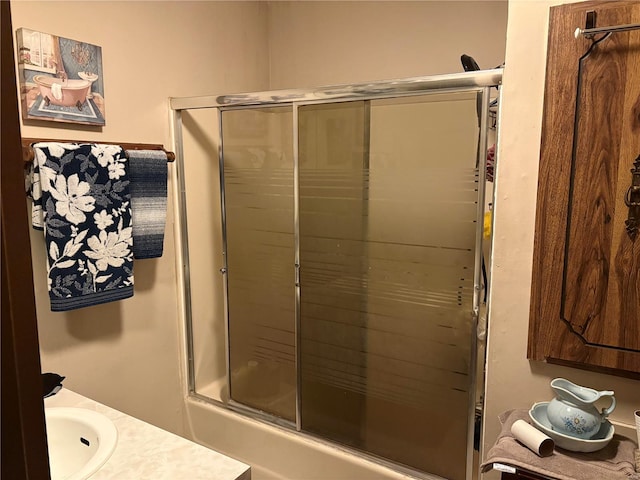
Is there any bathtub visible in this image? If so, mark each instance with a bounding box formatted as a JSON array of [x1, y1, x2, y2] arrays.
[[33, 75, 90, 109], [185, 378, 433, 480]]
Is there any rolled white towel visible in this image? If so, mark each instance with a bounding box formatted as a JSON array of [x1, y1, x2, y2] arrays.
[[51, 82, 62, 101]]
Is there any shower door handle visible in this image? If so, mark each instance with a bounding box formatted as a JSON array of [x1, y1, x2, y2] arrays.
[[295, 263, 300, 287]]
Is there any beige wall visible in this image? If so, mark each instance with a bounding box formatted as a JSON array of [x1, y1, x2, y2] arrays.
[[483, 0, 640, 474], [176, 3, 508, 479], [12, 0, 509, 476], [13, 0, 638, 477], [268, 1, 509, 89], [11, 0, 270, 435]]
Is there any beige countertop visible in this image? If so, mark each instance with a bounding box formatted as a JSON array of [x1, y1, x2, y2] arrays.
[[45, 388, 251, 480]]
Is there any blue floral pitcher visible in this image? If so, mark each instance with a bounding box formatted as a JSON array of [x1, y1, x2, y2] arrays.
[[546, 378, 616, 439]]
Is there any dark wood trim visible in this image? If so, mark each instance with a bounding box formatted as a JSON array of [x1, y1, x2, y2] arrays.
[[1, 1, 51, 478], [502, 472, 556, 480], [21, 138, 176, 163], [528, 0, 640, 377]]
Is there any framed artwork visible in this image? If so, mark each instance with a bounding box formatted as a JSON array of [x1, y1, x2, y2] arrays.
[[16, 28, 105, 126]]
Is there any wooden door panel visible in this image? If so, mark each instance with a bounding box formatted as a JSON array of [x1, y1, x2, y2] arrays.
[[565, 5, 640, 350], [529, 0, 640, 377]]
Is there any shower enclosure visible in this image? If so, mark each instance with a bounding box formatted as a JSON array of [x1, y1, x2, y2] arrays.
[[171, 69, 501, 480]]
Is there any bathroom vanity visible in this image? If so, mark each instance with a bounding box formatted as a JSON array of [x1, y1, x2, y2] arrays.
[[482, 409, 639, 480], [45, 389, 251, 480], [500, 468, 554, 480]]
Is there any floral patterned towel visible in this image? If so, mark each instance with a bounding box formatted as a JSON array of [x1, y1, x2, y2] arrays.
[[28, 142, 134, 311]]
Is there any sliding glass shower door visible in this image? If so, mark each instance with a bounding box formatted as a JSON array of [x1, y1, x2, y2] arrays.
[[297, 92, 479, 479], [222, 106, 296, 421], [297, 101, 371, 445], [208, 83, 491, 480]]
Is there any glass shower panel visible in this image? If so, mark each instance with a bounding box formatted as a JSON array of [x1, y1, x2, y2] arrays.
[[180, 109, 226, 402], [298, 92, 480, 480], [222, 106, 296, 421], [298, 101, 370, 444]]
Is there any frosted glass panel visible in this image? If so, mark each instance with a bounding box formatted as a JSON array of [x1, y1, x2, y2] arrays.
[[298, 101, 370, 444], [298, 92, 479, 480], [222, 107, 295, 421]]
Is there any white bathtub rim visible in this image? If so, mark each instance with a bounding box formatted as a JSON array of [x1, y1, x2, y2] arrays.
[[184, 394, 446, 480]]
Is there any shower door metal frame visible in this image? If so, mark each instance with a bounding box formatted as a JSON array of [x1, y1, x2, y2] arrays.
[[170, 69, 502, 480]]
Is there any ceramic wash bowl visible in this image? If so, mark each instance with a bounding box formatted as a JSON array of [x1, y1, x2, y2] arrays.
[[529, 402, 614, 453], [45, 407, 118, 480]]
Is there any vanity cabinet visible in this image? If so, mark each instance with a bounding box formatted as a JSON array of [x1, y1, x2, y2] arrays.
[[528, 0, 640, 377], [501, 472, 554, 480]]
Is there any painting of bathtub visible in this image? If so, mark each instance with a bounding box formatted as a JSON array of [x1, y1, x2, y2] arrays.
[[16, 28, 105, 126], [33, 75, 91, 109]]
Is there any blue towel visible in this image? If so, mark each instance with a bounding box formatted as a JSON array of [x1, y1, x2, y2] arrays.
[[28, 142, 134, 311], [126, 150, 167, 259]]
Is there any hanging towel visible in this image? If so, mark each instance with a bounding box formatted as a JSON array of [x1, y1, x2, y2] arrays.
[[125, 149, 167, 259], [28, 142, 134, 311], [51, 82, 63, 101]]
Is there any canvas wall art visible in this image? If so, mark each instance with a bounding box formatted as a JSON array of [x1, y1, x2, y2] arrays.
[[16, 28, 105, 126]]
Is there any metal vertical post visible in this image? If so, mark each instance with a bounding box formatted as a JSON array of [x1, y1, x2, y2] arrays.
[[172, 109, 197, 395], [217, 108, 232, 403], [467, 86, 490, 480], [293, 103, 302, 431]]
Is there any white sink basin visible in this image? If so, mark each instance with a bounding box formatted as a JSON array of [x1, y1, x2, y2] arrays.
[[45, 407, 118, 480]]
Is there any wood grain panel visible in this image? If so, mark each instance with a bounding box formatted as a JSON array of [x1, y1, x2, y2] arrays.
[[587, 11, 640, 351], [564, 5, 640, 351], [528, 0, 640, 377], [562, 29, 625, 337]]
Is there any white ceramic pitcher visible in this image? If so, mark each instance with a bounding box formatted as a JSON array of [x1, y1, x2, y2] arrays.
[[546, 378, 616, 439]]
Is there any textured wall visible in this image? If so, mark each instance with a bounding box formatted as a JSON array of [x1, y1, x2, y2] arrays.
[[12, 0, 270, 436], [267, 1, 508, 88], [484, 2, 640, 478]]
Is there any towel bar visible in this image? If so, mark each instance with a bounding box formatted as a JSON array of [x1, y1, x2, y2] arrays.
[[21, 138, 175, 164]]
